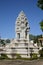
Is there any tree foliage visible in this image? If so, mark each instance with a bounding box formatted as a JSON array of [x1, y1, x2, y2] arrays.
[[6, 39, 10, 43], [0, 39, 10, 46], [37, 0, 43, 10], [39, 20, 43, 32], [0, 39, 5, 46], [29, 34, 42, 43]]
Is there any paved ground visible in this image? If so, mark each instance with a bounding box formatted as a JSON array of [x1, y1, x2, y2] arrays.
[[0, 59, 43, 65]]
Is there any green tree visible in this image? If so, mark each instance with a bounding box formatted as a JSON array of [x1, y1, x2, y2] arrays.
[[37, 0, 43, 10], [39, 20, 43, 32], [0, 40, 5, 46], [6, 39, 10, 43], [37, 0, 43, 33]]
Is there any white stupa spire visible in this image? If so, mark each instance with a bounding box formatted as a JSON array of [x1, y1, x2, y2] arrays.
[[19, 10, 25, 16], [15, 11, 30, 40]]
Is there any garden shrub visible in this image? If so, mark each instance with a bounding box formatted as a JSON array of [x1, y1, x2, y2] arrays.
[[39, 48, 43, 57], [0, 54, 9, 59], [16, 54, 21, 59], [32, 53, 38, 59]]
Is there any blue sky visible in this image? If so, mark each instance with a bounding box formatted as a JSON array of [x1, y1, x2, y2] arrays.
[[0, 0, 43, 39]]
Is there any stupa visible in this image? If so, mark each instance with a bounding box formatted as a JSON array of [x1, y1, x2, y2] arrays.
[[5, 11, 39, 58]]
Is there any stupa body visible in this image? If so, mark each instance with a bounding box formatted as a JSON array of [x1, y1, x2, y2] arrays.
[[15, 11, 30, 58]]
